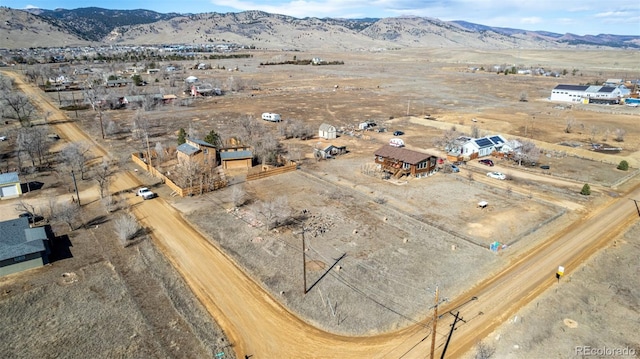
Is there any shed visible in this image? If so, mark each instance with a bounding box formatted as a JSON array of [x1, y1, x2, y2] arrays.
[[0, 217, 49, 277], [318, 123, 337, 140], [0, 172, 22, 199], [185, 76, 199, 83]]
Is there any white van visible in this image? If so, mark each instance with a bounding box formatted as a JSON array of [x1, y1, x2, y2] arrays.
[[262, 113, 281, 122]]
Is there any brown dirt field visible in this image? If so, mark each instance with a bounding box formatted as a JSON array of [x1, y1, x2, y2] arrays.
[[2, 47, 639, 358]]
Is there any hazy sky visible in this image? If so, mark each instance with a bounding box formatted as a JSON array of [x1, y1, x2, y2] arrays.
[[5, 0, 640, 36]]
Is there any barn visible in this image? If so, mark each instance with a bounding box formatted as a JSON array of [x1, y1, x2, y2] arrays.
[[0, 172, 22, 199], [318, 123, 337, 140]]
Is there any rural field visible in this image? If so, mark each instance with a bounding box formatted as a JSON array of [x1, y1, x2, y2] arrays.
[[1, 47, 639, 358]]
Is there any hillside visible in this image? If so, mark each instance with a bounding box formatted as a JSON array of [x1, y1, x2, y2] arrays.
[[0, 7, 94, 48], [1, 7, 638, 50]]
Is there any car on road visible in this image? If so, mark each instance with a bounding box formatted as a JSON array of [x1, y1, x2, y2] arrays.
[[450, 164, 460, 173], [136, 187, 156, 200], [540, 165, 550, 170], [393, 130, 404, 136], [479, 159, 494, 166], [487, 172, 506, 180]]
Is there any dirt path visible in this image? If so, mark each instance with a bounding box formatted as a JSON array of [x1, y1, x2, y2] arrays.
[[5, 69, 640, 358]]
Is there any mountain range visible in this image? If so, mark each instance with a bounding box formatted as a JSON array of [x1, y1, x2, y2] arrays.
[[1, 7, 638, 50]]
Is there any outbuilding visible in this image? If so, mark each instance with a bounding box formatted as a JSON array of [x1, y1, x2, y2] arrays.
[[318, 123, 337, 140], [0, 172, 22, 199]]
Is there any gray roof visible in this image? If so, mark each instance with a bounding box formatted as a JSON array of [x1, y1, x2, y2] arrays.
[[0, 217, 46, 261], [220, 150, 253, 160], [177, 143, 200, 156], [319, 123, 336, 131], [554, 84, 590, 91], [0, 172, 20, 185], [188, 138, 216, 148]]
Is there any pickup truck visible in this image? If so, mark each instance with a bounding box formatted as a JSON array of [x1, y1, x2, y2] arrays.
[[136, 187, 156, 200]]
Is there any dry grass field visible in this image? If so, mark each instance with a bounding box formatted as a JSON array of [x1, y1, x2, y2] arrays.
[[1, 47, 639, 357]]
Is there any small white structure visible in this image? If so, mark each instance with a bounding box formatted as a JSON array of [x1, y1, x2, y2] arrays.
[[389, 138, 405, 148], [550, 84, 623, 104], [262, 113, 281, 122], [185, 76, 199, 83], [0, 172, 22, 199], [318, 123, 337, 140]]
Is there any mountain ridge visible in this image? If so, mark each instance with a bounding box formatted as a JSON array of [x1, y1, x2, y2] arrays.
[[1, 7, 637, 50]]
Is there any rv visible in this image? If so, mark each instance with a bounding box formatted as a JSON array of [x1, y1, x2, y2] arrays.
[[262, 113, 281, 122]]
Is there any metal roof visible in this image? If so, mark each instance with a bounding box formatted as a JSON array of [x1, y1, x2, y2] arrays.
[[0, 217, 46, 261], [374, 145, 435, 165], [319, 123, 336, 131], [0, 172, 20, 185], [189, 138, 216, 148], [554, 84, 589, 91], [220, 150, 253, 160], [176, 143, 200, 156]]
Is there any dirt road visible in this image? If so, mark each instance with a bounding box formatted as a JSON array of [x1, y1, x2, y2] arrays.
[[5, 69, 639, 358]]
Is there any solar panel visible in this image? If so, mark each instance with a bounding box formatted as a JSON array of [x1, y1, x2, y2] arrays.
[[475, 138, 493, 147], [490, 136, 504, 144]]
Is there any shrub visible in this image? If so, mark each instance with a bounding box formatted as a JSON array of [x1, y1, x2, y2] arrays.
[[580, 184, 591, 196], [617, 160, 629, 171]]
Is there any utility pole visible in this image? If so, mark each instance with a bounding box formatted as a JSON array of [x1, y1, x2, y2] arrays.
[[440, 311, 466, 359], [71, 169, 80, 207], [145, 133, 152, 171], [301, 226, 307, 294], [430, 286, 439, 359], [631, 198, 640, 217]]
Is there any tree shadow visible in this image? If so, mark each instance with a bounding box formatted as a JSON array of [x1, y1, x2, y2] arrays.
[[45, 225, 73, 262], [84, 215, 110, 228]]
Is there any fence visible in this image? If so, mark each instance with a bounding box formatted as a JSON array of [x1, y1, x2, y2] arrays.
[[246, 162, 297, 181], [131, 152, 226, 197]]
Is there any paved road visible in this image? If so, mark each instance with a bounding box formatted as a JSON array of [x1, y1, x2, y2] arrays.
[[5, 69, 639, 358]]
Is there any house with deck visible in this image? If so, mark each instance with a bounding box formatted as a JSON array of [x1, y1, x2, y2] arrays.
[[374, 145, 439, 178]]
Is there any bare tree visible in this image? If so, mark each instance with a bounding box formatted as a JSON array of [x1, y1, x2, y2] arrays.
[[114, 212, 142, 246], [101, 194, 118, 214], [589, 125, 599, 142], [474, 342, 495, 359], [231, 185, 247, 208], [93, 158, 115, 198], [433, 127, 462, 152], [176, 159, 201, 190], [1, 92, 36, 127], [82, 78, 113, 139], [564, 117, 576, 133], [258, 196, 290, 230], [16, 126, 50, 167], [470, 124, 480, 138], [15, 200, 39, 222], [513, 140, 540, 166], [59, 142, 91, 180], [614, 128, 626, 142], [56, 200, 81, 231], [154, 142, 166, 164], [519, 91, 528, 102]]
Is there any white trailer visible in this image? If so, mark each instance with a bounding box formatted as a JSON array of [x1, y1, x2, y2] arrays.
[[262, 113, 281, 122]]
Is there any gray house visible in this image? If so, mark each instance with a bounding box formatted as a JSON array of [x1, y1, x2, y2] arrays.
[[0, 217, 49, 277]]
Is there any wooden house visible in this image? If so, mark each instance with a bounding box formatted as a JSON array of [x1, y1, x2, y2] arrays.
[[374, 145, 439, 178]]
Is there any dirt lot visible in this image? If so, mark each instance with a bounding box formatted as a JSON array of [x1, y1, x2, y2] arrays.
[[1, 47, 639, 357]]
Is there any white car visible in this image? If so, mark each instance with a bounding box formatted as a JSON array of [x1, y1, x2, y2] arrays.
[[136, 187, 156, 199], [0, 136, 6, 141], [487, 172, 506, 180]]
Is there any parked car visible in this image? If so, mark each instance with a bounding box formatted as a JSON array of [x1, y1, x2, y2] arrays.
[[487, 172, 506, 180], [393, 130, 404, 136], [0, 136, 7, 141], [479, 159, 494, 166], [136, 187, 156, 200], [450, 164, 460, 173], [540, 165, 550, 170]]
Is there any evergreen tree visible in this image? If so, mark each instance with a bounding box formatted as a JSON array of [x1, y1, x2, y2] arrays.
[[580, 184, 591, 196], [617, 160, 629, 171], [177, 128, 186, 145], [204, 130, 221, 147]]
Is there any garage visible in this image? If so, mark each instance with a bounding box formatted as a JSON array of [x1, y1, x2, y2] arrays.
[[0, 172, 22, 199]]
